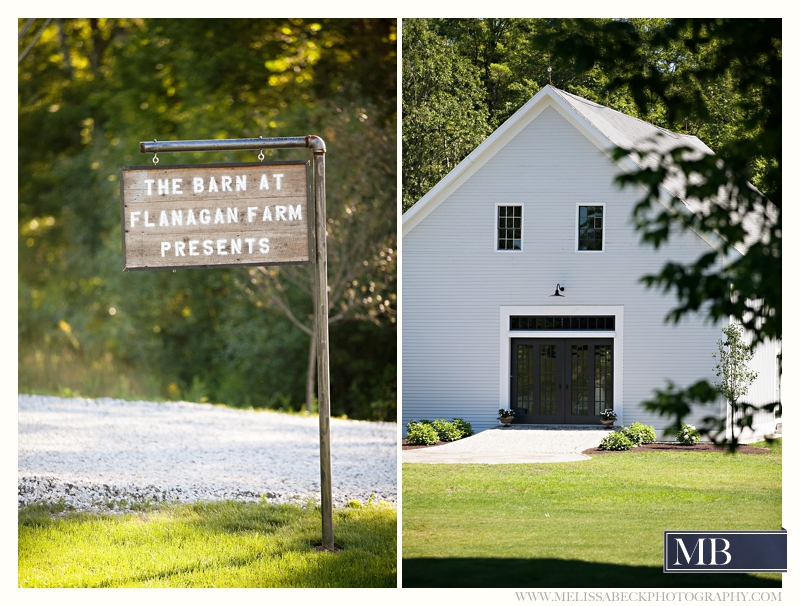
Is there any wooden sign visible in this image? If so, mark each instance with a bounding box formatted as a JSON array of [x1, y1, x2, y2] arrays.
[[120, 162, 310, 270]]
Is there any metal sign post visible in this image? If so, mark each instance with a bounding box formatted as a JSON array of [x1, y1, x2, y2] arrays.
[[312, 148, 333, 550], [131, 136, 334, 550]]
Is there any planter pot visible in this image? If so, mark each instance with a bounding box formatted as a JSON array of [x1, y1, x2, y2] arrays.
[[600, 419, 615, 428], [499, 417, 514, 427]]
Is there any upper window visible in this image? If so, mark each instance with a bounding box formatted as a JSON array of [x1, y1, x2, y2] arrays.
[[577, 204, 604, 251], [497, 205, 522, 251]]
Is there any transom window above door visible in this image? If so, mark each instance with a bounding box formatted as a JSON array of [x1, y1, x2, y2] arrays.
[[577, 204, 604, 251], [497, 205, 522, 251]]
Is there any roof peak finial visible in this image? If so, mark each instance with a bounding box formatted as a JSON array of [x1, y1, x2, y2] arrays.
[[547, 65, 552, 86]]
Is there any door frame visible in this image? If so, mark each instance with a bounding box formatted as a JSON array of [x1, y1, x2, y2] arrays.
[[499, 305, 624, 424]]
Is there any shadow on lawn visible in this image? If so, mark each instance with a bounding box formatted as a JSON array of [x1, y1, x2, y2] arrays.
[[402, 558, 781, 588]]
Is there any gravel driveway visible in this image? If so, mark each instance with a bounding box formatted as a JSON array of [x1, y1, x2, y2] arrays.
[[18, 395, 397, 512]]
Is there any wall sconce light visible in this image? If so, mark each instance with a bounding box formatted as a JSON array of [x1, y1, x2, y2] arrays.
[[550, 284, 565, 297]]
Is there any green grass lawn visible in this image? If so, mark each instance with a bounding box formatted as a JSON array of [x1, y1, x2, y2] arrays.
[[402, 439, 782, 588], [19, 500, 396, 587]]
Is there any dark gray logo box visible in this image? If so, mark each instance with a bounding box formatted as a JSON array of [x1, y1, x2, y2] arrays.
[[664, 530, 786, 573]]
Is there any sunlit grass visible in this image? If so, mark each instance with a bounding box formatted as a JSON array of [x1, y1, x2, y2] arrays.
[[19, 500, 397, 587], [403, 439, 781, 588]]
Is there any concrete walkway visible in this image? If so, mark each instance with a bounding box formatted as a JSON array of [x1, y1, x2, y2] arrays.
[[402, 425, 612, 464]]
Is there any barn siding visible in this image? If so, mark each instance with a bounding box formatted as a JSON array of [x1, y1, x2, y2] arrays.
[[729, 331, 781, 438], [402, 104, 731, 437]]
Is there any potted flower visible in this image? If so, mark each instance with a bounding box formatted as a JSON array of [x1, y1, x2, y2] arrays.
[[498, 408, 515, 427], [599, 409, 617, 428]]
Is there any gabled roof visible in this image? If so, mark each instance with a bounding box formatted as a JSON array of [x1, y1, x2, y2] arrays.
[[403, 85, 770, 254], [552, 86, 713, 158]]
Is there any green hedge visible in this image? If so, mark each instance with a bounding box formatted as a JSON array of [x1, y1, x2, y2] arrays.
[[598, 431, 635, 451], [406, 417, 474, 445], [623, 422, 657, 446]]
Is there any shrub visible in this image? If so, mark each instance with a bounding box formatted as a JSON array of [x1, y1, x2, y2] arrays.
[[598, 431, 634, 451], [677, 423, 700, 445], [431, 418, 464, 442], [406, 418, 474, 444], [406, 420, 440, 445], [623, 422, 657, 446], [451, 418, 474, 438]]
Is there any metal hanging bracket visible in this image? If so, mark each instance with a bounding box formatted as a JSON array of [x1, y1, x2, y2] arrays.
[[139, 135, 326, 155]]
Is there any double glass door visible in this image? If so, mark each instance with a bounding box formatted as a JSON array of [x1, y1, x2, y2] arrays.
[[510, 338, 613, 424]]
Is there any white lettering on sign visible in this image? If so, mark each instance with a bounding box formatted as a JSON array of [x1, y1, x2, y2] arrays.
[[126, 205, 301, 229], [144, 178, 184, 195], [163, 173, 284, 195], [160, 238, 269, 257]]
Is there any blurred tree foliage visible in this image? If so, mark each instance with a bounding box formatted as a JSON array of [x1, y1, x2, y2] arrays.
[[19, 18, 397, 421], [542, 18, 780, 445]]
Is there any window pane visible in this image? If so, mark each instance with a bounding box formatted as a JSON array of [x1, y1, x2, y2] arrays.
[[571, 345, 589, 416], [516, 344, 535, 413], [594, 345, 613, 415], [497, 205, 522, 251], [539, 344, 557, 416], [578, 205, 603, 251]]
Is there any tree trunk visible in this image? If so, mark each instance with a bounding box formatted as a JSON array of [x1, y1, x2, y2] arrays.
[[56, 19, 72, 79]]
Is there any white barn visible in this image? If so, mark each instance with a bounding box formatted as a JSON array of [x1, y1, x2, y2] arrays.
[[401, 85, 780, 440]]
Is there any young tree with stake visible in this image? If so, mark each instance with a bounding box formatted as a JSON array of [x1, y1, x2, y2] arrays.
[[713, 323, 758, 444]]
